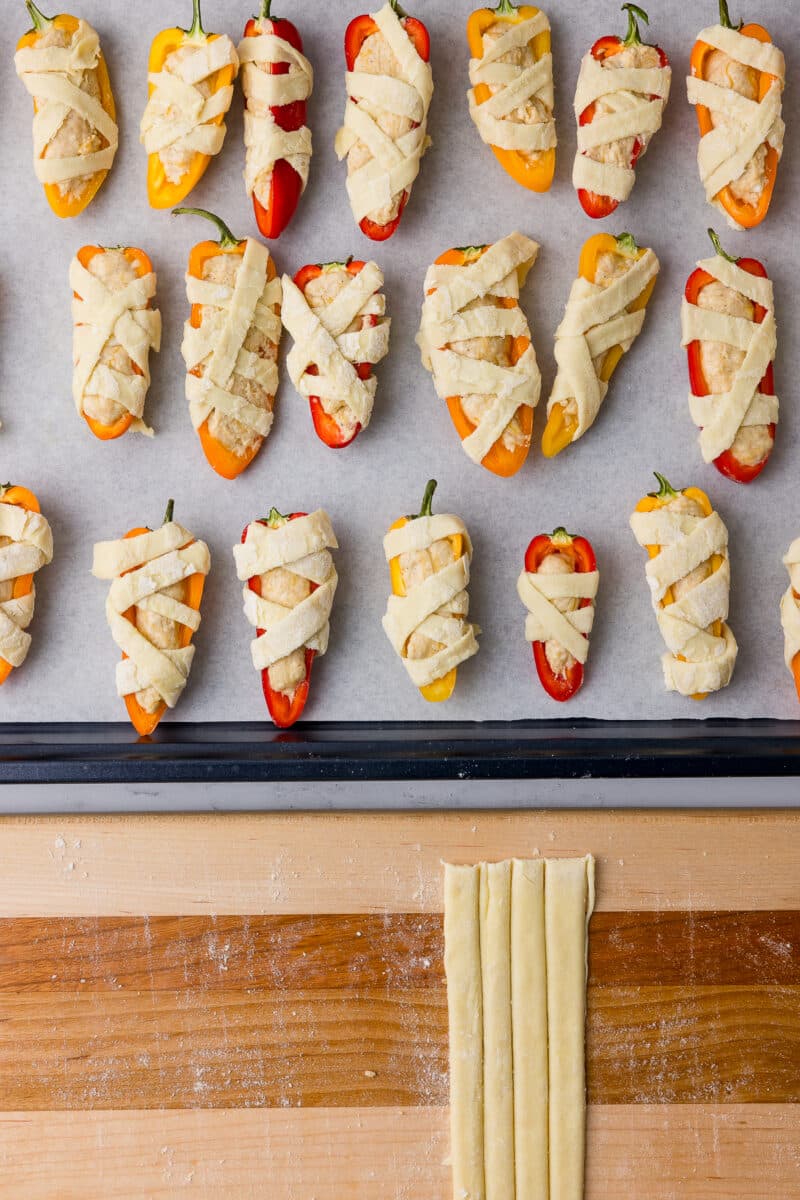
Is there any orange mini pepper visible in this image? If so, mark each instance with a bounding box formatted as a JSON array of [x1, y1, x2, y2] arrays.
[[542, 231, 658, 458], [466, 0, 555, 192], [16, 0, 116, 218], [0, 485, 47, 687], [690, 0, 781, 230], [144, 0, 238, 210]]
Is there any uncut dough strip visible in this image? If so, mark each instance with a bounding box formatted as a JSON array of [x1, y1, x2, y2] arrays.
[[468, 11, 557, 158], [545, 855, 595, 1200], [0, 503, 53, 669], [511, 858, 548, 1200], [480, 861, 515, 1200]]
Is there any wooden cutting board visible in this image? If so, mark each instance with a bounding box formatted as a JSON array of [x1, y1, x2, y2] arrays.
[[0, 811, 798, 1199]]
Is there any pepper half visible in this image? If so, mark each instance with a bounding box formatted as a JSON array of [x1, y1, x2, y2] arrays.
[[120, 500, 206, 737], [633, 472, 724, 701], [433, 245, 533, 478], [146, 0, 238, 210], [344, 0, 430, 241], [242, 0, 308, 239], [690, 0, 780, 230], [175, 207, 278, 480], [525, 527, 597, 702], [0, 485, 43, 686], [293, 260, 376, 449], [466, 0, 555, 192], [17, 0, 116, 218], [685, 228, 775, 484], [242, 508, 317, 728], [577, 4, 669, 220], [542, 231, 657, 458], [388, 480, 463, 703]]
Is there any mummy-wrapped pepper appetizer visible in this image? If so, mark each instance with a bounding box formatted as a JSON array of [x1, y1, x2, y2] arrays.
[[140, 0, 239, 209], [630, 473, 737, 699], [780, 540, 800, 704], [682, 229, 777, 484], [92, 501, 210, 736], [466, 1, 556, 192], [281, 259, 391, 449], [335, 1, 433, 241], [517, 527, 599, 702], [70, 245, 162, 440], [573, 4, 670, 219], [0, 485, 53, 685], [382, 481, 479, 703], [177, 208, 282, 480], [542, 232, 659, 457], [687, 0, 784, 231], [233, 509, 338, 728], [417, 233, 540, 478], [238, 1, 313, 240], [14, 2, 118, 218]]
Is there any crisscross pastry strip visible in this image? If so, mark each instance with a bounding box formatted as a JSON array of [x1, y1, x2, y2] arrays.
[[573, 50, 670, 202], [681, 252, 777, 464], [468, 10, 556, 155], [629, 506, 737, 696], [233, 511, 338, 674], [92, 522, 210, 709], [181, 238, 282, 441], [335, 1, 434, 224], [517, 565, 599, 666], [382, 515, 479, 689], [417, 232, 540, 465], [238, 30, 313, 201], [0, 505, 53, 669], [14, 19, 118, 186], [780, 539, 800, 675], [140, 35, 239, 171], [281, 263, 390, 431], [548, 247, 659, 443], [70, 254, 162, 435], [686, 26, 784, 225]]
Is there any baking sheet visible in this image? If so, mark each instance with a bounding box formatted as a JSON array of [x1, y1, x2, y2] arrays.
[[1, 0, 797, 725]]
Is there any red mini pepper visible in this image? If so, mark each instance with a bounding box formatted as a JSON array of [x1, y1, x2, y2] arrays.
[[524, 527, 597, 702], [293, 259, 377, 448], [242, 508, 317, 728], [242, 0, 308, 239], [577, 3, 669, 220], [685, 228, 775, 485], [344, 0, 430, 242]]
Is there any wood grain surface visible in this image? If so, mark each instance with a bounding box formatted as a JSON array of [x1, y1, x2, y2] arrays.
[[0, 812, 798, 1198]]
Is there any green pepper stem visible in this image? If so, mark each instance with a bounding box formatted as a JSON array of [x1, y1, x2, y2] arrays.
[[163, 499, 175, 525], [264, 506, 289, 527], [25, 0, 53, 31], [258, 0, 272, 18], [616, 231, 640, 256], [186, 0, 205, 39], [707, 227, 738, 264], [456, 245, 488, 259], [418, 480, 437, 519], [622, 3, 649, 46], [551, 526, 575, 543], [650, 472, 678, 501], [718, 0, 742, 31], [495, 0, 517, 15], [172, 207, 243, 248], [389, 0, 408, 19]]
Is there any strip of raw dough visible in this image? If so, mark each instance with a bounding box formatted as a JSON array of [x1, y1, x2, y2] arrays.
[[468, 12, 556, 155], [780, 538, 800, 674], [517, 567, 599, 665], [479, 860, 515, 1200], [0, 502, 53, 669], [238, 30, 313, 201], [511, 858, 548, 1200], [545, 855, 595, 1200], [444, 863, 485, 1200]]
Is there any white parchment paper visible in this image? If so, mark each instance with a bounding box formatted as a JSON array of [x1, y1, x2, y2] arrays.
[[1, 0, 798, 724]]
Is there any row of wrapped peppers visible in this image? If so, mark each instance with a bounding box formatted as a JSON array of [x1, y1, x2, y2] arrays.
[[4, 478, 800, 733], [15, 0, 785, 235]]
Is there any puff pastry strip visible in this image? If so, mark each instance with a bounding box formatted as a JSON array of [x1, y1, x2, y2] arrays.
[[335, 1, 433, 226], [14, 18, 118, 189], [517, 565, 599, 668], [93, 521, 210, 709], [686, 25, 784, 229], [781, 539, 800, 688], [238, 28, 313, 204], [681, 251, 777, 465], [233, 510, 338, 675], [282, 263, 390, 433], [468, 10, 556, 156], [0, 499, 53, 671], [70, 252, 162, 436], [417, 232, 540, 467]]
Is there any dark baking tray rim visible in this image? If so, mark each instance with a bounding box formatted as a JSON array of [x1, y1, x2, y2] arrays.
[[0, 719, 798, 784]]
